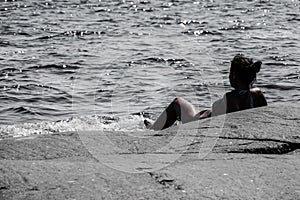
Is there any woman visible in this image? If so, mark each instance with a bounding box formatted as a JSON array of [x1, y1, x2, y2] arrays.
[[144, 54, 267, 130]]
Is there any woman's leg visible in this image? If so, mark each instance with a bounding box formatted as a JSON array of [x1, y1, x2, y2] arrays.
[[145, 97, 198, 130]]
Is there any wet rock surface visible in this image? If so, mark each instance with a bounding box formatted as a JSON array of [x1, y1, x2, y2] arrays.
[[0, 104, 299, 199]]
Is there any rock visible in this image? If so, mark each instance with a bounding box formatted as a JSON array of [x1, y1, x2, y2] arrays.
[[0, 104, 299, 199]]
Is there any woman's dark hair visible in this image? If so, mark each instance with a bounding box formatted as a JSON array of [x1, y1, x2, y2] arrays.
[[230, 54, 262, 86]]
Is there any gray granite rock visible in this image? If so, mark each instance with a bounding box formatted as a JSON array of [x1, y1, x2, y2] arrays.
[[0, 104, 299, 199]]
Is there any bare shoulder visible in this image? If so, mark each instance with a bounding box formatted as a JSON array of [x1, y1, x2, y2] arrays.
[[250, 87, 265, 97], [250, 87, 267, 106], [250, 87, 262, 93]]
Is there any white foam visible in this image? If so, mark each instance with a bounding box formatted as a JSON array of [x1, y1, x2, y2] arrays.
[[0, 114, 148, 140]]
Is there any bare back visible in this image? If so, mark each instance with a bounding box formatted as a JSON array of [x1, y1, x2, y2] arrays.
[[212, 88, 267, 116]]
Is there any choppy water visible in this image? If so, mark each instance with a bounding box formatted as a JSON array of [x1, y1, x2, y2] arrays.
[[0, 0, 299, 138]]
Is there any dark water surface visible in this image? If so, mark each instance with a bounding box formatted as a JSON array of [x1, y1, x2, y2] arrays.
[[0, 0, 299, 137]]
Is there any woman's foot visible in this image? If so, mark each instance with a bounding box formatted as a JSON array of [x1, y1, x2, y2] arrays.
[[144, 119, 152, 129]]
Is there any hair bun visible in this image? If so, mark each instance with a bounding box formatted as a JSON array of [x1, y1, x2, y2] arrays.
[[252, 61, 262, 73]]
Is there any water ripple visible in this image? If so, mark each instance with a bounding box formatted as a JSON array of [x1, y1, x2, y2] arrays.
[[0, 0, 299, 126]]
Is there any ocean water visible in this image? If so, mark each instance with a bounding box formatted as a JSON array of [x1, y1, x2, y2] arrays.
[[0, 0, 299, 138]]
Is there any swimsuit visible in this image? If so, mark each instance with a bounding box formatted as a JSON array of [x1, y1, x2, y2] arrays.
[[236, 89, 254, 108]]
